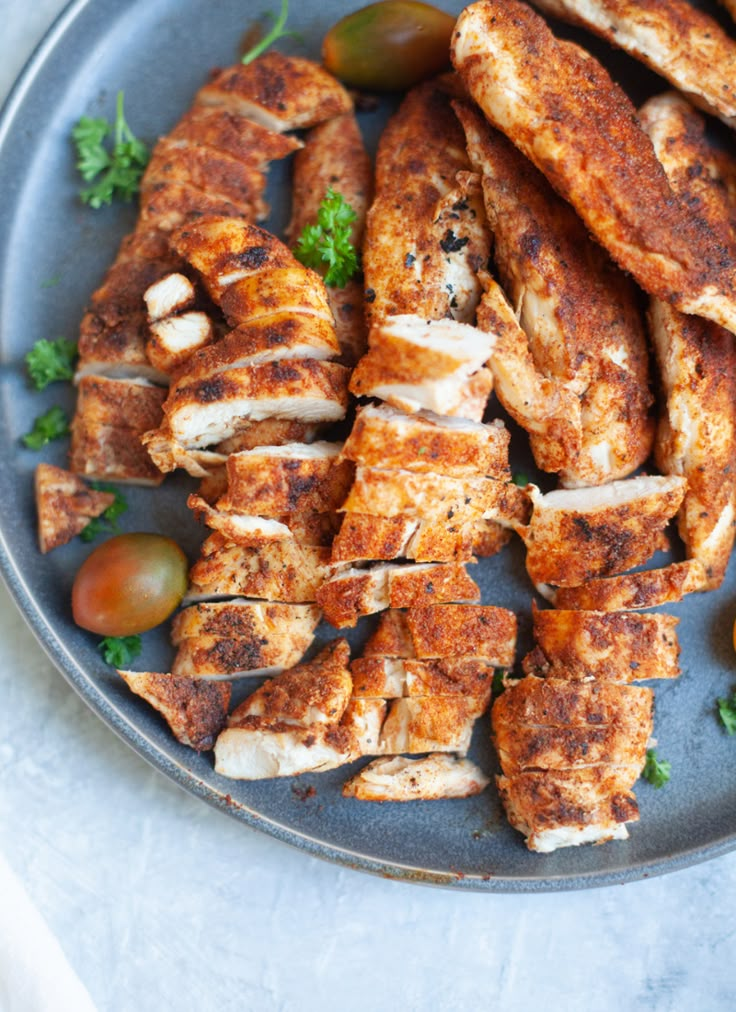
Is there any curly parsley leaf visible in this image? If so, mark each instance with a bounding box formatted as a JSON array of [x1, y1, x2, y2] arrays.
[[241, 0, 297, 64], [717, 691, 736, 735], [22, 406, 70, 450], [642, 748, 671, 789], [72, 91, 149, 208], [294, 187, 359, 288], [79, 485, 129, 543], [25, 338, 78, 390], [98, 634, 142, 668]]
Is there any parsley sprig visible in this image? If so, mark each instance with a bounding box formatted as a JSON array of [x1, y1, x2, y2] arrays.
[[294, 188, 359, 288], [642, 748, 671, 789], [717, 691, 736, 735], [79, 485, 129, 543], [72, 91, 149, 208], [98, 635, 142, 668], [241, 0, 297, 64], [22, 406, 70, 450], [25, 338, 78, 390]]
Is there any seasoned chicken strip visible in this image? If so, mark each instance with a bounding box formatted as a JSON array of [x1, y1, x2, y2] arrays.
[[524, 604, 680, 683], [351, 656, 494, 702], [378, 697, 487, 756], [551, 559, 707, 610], [458, 102, 653, 486], [639, 93, 736, 589], [452, 0, 736, 332], [529, 0, 736, 129], [118, 671, 230, 751], [522, 476, 686, 587], [35, 464, 115, 553], [343, 754, 490, 802], [363, 80, 491, 326]]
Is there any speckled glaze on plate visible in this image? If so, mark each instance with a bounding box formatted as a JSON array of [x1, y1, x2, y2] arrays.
[[2, 0, 736, 891]]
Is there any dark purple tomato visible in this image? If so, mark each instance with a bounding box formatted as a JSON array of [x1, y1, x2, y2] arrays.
[[322, 1, 456, 92], [72, 533, 188, 636]]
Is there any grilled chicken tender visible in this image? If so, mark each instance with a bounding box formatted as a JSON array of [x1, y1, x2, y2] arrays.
[[343, 754, 490, 801], [170, 600, 321, 678], [118, 670, 230, 751], [452, 0, 736, 332], [551, 558, 707, 611], [522, 476, 687, 587], [349, 314, 495, 421], [363, 80, 491, 327], [35, 464, 115, 553], [286, 112, 372, 366], [639, 93, 736, 589], [213, 640, 360, 779], [363, 605, 517, 666], [351, 657, 494, 701], [458, 102, 653, 487], [524, 603, 680, 683], [529, 0, 736, 129]]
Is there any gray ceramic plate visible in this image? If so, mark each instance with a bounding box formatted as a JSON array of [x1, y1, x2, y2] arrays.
[[2, 0, 736, 891]]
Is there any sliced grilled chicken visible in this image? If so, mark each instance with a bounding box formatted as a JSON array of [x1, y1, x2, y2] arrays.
[[330, 513, 421, 563], [286, 112, 372, 365], [167, 104, 301, 170], [146, 312, 216, 374], [351, 657, 494, 701], [343, 754, 490, 801], [361, 605, 518, 665], [215, 442, 353, 516], [452, 0, 736, 332], [364, 609, 420, 658], [379, 697, 487, 756], [529, 0, 736, 129], [458, 101, 653, 487], [349, 314, 495, 420], [496, 767, 639, 852], [551, 559, 707, 611], [471, 519, 512, 558], [143, 271, 197, 322], [118, 670, 230, 751], [187, 534, 333, 604], [70, 376, 167, 485], [170, 600, 321, 677], [341, 404, 511, 479], [522, 476, 687, 587], [524, 603, 680, 683], [363, 79, 490, 326], [196, 53, 352, 132], [331, 514, 508, 564], [316, 561, 480, 628], [639, 93, 736, 589], [187, 494, 293, 545], [722, 0, 736, 24], [35, 464, 115, 553], [213, 640, 359, 779]]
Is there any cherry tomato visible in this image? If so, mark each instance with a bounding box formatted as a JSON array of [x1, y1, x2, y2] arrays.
[[322, 1, 455, 92], [72, 533, 188, 637]]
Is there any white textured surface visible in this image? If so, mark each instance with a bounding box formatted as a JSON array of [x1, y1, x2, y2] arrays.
[[3, 3, 736, 1010]]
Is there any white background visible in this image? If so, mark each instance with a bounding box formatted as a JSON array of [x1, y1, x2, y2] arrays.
[[2, 2, 735, 1009]]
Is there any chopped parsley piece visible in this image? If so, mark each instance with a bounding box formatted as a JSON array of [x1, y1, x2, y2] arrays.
[[512, 471, 529, 487], [642, 748, 671, 789], [40, 275, 61, 289], [294, 187, 359, 288], [98, 634, 142, 668], [72, 91, 149, 208], [25, 337, 78, 390], [22, 406, 70, 450], [492, 668, 507, 699], [717, 691, 736, 735], [79, 485, 129, 543], [241, 0, 294, 64]]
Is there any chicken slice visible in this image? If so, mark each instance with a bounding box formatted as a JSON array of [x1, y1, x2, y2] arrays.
[[196, 53, 352, 133], [451, 0, 736, 332], [316, 562, 480, 628], [496, 767, 639, 852], [350, 656, 494, 702], [524, 603, 680, 683], [551, 559, 707, 611], [639, 93, 736, 589], [138, 181, 252, 233], [146, 312, 215, 375], [458, 101, 653, 487], [187, 535, 333, 604], [378, 697, 487, 756], [118, 670, 230, 751], [363, 609, 417, 658], [157, 359, 350, 448], [471, 519, 512, 558], [170, 600, 321, 677], [330, 514, 421, 564], [349, 314, 495, 420], [343, 754, 490, 801], [187, 494, 293, 545], [35, 463, 115, 553], [529, 0, 736, 129], [70, 376, 167, 485], [521, 476, 687, 587], [341, 404, 511, 479], [143, 272, 197, 321], [213, 640, 359, 779], [406, 604, 517, 665], [167, 106, 301, 169], [286, 112, 372, 366], [363, 79, 491, 326], [215, 442, 353, 517]]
